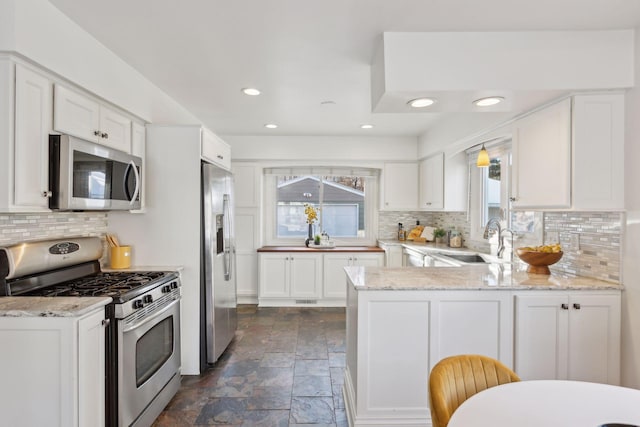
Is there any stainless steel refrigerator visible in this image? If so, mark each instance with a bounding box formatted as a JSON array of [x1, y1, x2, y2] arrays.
[[202, 161, 237, 365]]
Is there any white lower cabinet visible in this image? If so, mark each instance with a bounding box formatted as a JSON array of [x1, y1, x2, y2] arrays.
[[344, 288, 513, 427], [514, 291, 621, 385], [0, 306, 107, 427], [258, 251, 383, 306], [323, 253, 383, 299], [377, 242, 403, 267], [259, 253, 322, 304]]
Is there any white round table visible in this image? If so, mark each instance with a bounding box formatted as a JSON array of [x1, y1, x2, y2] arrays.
[[447, 380, 640, 427]]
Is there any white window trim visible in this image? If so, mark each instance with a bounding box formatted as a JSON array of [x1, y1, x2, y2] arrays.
[[263, 174, 378, 246]]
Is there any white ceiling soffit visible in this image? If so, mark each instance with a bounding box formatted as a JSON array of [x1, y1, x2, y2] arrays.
[[371, 31, 635, 114]]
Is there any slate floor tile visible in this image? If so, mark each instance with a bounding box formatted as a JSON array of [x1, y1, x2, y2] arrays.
[[292, 376, 333, 397], [153, 306, 346, 427], [290, 396, 335, 424], [195, 397, 247, 425], [240, 410, 290, 426], [246, 386, 292, 410]]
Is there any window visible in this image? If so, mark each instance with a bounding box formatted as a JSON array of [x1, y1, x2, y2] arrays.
[[469, 142, 541, 247], [265, 168, 377, 245]]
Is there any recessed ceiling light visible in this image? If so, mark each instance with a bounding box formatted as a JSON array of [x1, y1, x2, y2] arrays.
[[360, 124, 374, 129], [474, 96, 504, 107], [242, 87, 261, 96], [408, 98, 436, 108], [264, 123, 278, 129]]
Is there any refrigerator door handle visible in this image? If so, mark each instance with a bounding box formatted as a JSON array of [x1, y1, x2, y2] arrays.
[[223, 194, 231, 281]]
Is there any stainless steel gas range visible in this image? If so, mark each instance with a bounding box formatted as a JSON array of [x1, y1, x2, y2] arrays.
[[0, 237, 181, 427]]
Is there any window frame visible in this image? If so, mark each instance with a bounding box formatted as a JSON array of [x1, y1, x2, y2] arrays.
[[264, 173, 378, 246]]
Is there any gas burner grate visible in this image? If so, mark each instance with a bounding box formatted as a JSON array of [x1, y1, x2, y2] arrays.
[[23, 271, 173, 298]]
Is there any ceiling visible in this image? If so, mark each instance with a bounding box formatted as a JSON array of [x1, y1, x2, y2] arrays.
[[48, 0, 640, 138]]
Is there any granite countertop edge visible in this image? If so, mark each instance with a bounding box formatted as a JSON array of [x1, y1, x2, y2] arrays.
[[344, 266, 623, 291], [0, 297, 112, 318]]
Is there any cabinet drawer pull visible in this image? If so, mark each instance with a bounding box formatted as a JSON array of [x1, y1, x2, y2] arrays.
[[573, 303, 581, 310], [561, 303, 569, 310], [42, 190, 52, 198], [94, 130, 101, 136], [101, 132, 109, 139], [101, 319, 110, 327], [285, 257, 289, 261], [509, 197, 517, 202], [217, 154, 224, 160], [426, 202, 432, 206]]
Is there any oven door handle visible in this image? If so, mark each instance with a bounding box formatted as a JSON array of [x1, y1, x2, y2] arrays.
[[122, 297, 180, 333]]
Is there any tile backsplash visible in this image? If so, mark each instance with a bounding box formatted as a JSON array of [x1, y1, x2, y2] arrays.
[[544, 212, 622, 283], [0, 212, 108, 246], [379, 210, 622, 283]]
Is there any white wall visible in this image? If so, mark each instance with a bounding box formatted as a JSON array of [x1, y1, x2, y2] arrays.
[[2, 0, 199, 125], [225, 135, 418, 161], [622, 27, 640, 389]]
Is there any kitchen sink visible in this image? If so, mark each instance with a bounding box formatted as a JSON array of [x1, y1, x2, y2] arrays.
[[436, 253, 488, 264]]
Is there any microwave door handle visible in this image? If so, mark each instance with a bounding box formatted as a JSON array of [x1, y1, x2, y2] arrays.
[[126, 160, 141, 205], [223, 194, 231, 281]]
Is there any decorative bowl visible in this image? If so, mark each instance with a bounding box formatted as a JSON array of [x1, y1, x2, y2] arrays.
[[516, 248, 563, 275]]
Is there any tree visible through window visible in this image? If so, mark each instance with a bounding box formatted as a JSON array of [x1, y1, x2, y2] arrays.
[[276, 175, 366, 238]]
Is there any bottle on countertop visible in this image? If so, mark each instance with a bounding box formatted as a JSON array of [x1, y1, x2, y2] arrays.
[[398, 223, 406, 241]]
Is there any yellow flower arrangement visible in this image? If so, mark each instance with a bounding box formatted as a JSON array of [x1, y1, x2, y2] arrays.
[[303, 203, 319, 224]]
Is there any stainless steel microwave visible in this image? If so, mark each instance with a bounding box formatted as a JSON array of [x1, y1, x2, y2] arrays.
[[49, 134, 142, 211]]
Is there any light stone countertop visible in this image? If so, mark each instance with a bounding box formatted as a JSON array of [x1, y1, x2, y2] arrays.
[[102, 265, 183, 273], [345, 264, 622, 291], [0, 297, 112, 317]]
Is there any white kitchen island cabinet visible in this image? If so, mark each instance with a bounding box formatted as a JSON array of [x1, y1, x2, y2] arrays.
[[343, 265, 622, 427], [514, 291, 621, 384], [0, 297, 111, 427]]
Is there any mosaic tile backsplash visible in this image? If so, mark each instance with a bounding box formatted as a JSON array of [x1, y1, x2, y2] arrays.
[[379, 210, 622, 283], [0, 213, 109, 264]]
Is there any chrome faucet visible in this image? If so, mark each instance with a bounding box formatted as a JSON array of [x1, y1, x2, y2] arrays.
[[483, 217, 504, 258], [499, 228, 515, 262]]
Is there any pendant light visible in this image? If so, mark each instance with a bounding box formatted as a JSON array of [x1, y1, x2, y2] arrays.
[[476, 144, 490, 167]]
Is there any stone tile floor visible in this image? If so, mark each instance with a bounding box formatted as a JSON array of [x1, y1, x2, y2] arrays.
[[152, 305, 348, 426]]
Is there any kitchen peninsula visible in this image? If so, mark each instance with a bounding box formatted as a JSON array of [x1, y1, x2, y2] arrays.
[[343, 264, 622, 427]]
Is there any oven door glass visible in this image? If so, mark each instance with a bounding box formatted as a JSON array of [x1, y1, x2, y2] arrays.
[[73, 151, 138, 201], [119, 298, 181, 427], [136, 316, 174, 386]]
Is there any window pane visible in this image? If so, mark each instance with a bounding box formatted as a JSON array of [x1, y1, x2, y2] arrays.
[[276, 176, 319, 237], [483, 157, 502, 223], [321, 176, 366, 238]]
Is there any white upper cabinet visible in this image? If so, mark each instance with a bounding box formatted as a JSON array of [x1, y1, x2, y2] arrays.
[[13, 63, 53, 211], [419, 153, 444, 210], [572, 94, 624, 210], [54, 84, 132, 153], [418, 152, 468, 211], [511, 94, 624, 210], [201, 128, 231, 170], [381, 162, 418, 210], [511, 98, 572, 209]]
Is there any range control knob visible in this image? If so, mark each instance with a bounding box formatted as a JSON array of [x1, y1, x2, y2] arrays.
[[143, 295, 153, 304], [170, 282, 178, 290], [162, 285, 171, 294], [133, 299, 144, 310]]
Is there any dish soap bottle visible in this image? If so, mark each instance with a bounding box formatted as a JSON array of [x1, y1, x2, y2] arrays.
[[398, 223, 405, 241]]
